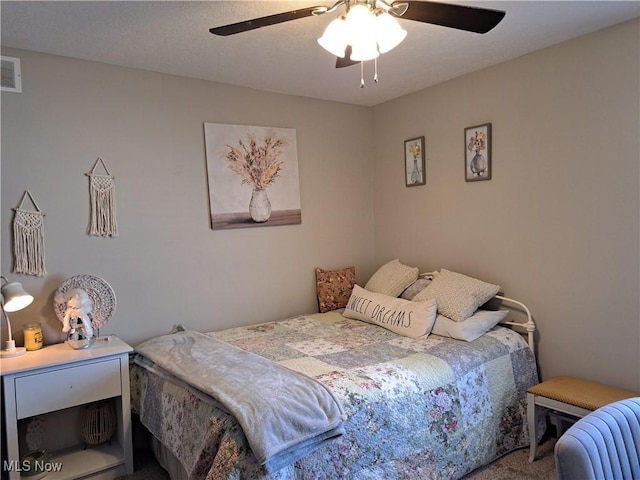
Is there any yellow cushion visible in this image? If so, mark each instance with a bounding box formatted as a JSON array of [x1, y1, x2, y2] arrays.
[[528, 376, 639, 411]]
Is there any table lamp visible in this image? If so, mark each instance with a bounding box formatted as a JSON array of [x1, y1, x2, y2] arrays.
[[1, 276, 34, 357]]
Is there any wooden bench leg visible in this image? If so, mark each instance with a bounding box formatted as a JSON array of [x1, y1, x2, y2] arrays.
[[527, 392, 538, 462]]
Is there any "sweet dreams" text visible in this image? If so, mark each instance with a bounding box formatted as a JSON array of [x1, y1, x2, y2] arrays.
[[346, 294, 413, 328]]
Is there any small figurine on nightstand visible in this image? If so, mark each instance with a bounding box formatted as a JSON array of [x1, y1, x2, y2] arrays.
[[55, 288, 95, 349]]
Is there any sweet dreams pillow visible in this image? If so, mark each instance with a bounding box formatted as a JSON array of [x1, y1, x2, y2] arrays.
[[343, 285, 437, 338]]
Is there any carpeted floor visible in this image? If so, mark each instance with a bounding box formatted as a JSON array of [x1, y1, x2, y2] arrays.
[[117, 435, 557, 480], [462, 435, 557, 479], [116, 448, 170, 480]]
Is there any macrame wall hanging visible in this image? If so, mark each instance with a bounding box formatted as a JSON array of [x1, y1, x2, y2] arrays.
[[86, 157, 118, 237], [12, 190, 47, 277]]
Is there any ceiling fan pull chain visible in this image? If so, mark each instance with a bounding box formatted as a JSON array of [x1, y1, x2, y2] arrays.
[[360, 61, 365, 88], [374, 57, 378, 83]]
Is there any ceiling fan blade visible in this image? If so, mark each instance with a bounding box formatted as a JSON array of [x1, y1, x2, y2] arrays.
[[210, 7, 319, 36], [399, 1, 505, 34], [336, 46, 359, 68], [336, 57, 359, 68]]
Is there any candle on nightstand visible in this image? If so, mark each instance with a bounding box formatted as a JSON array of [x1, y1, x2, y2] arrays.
[[23, 323, 43, 350]]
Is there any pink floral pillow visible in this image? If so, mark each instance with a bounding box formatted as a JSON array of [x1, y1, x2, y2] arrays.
[[316, 266, 356, 313]]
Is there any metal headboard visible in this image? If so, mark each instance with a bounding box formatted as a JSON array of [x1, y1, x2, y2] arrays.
[[496, 295, 536, 360]]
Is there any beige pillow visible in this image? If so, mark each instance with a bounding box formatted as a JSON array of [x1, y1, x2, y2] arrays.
[[413, 269, 500, 322], [343, 285, 437, 338], [364, 259, 419, 297]]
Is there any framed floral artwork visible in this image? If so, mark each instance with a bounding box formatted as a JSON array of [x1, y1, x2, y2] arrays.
[[405, 136, 425, 187], [204, 123, 301, 229], [465, 123, 491, 181]]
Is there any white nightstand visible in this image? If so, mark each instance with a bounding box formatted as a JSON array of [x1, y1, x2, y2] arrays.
[[1, 336, 134, 480]]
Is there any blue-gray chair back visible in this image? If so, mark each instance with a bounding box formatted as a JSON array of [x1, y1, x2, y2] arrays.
[[555, 396, 640, 480]]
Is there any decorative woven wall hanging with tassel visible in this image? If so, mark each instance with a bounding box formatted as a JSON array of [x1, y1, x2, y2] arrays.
[[12, 190, 47, 277], [86, 157, 118, 237]]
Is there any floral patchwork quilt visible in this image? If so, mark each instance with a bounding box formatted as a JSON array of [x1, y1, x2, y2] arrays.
[[131, 310, 539, 480]]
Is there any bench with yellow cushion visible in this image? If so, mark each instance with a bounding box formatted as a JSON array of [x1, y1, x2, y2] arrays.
[[527, 376, 639, 462]]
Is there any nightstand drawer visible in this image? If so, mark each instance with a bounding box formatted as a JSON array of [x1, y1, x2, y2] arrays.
[[15, 358, 122, 419]]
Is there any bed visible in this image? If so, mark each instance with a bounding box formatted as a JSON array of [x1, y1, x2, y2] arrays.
[[130, 264, 540, 480]]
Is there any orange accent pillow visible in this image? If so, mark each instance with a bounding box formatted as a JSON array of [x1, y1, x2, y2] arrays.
[[316, 266, 356, 313]]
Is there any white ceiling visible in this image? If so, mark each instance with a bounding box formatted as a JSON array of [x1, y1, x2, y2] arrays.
[[2, 1, 639, 106]]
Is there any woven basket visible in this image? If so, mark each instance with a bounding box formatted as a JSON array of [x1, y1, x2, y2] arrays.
[[81, 400, 116, 446]]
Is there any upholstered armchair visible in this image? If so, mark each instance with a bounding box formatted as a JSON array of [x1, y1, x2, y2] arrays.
[[554, 396, 640, 480]]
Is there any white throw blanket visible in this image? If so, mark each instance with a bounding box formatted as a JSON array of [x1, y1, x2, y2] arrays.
[[135, 330, 345, 473]]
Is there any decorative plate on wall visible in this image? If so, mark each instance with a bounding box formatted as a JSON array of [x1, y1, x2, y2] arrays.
[[53, 274, 116, 329]]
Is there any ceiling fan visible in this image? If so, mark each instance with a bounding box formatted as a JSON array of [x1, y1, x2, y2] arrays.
[[210, 0, 505, 83]]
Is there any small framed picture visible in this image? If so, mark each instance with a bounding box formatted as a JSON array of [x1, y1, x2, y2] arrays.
[[405, 136, 425, 187], [464, 123, 491, 182], [1, 56, 22, 93]]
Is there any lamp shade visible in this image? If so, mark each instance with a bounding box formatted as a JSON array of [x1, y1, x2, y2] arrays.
[[350, 38, 380, 61], [1, 278, 32, 357], [318, 17, 350, 57], [2, 281, 34, 312], [346, 5, 379, 61], [375, 12, 407, 54]]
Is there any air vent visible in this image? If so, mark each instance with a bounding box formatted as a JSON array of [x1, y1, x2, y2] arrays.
[[1, 56, 22, 93]]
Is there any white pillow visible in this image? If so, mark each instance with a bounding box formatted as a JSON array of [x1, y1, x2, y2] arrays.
[[343, 285, 437, 338], [432, 309, 509, 342], [413, 269, 500, 322], [364, 259, 419, 297]]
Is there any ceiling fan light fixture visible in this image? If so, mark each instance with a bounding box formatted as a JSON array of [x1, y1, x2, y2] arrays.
[[318, 17, 350, 57], [346, 4, 380, 61], [375, 12, 407, 54], [350, 38, 380, 61], [318, 3, 405, 62], [345, 4, 376, 31]]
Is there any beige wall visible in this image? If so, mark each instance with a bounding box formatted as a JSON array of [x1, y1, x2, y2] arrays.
[[372, 19, 640, 391], [2, 19, 638, 391], [1, 49, 376, 346]]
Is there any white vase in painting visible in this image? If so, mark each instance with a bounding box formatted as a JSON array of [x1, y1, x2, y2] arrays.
[[470, 152, 487, 177], [249, 188, 271, 222]]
